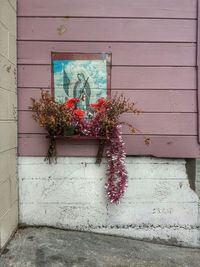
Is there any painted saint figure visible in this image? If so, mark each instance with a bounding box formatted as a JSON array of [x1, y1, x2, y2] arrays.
[[63, 67, 91, 110], [73, 73, 91, 110]]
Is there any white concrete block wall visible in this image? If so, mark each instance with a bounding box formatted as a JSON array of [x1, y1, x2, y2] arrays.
[[0, 0, 18, 249], [19, 157, 200, 247]]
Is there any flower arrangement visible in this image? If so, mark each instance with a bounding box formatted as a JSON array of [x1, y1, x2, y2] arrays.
[[30, 91, 140, 203]]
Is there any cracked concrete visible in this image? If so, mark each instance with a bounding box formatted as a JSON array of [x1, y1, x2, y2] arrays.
[[1, 227, 200, 267]]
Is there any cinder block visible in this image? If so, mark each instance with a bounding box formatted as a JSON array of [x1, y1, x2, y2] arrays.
[[8, 33, 16, 64], [0, 54, 16, 91], [0, 0, 16, 35], [8, 0, 16, 11], [10, 174, 18, 205], [0, 89, 8, 119], [8, 91, 17, 119], [0, 89, 16, 120], [0, 22, 8, 58], [0, 149, 17, 185], [0, 180, 10, 218], [0, 201, 18, 248], [0, 121, 17, 152]]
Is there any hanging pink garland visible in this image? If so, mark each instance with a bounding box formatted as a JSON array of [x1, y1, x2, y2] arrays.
[[106, 125, 128, 203]]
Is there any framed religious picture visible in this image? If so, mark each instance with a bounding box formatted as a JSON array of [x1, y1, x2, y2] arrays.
[[51, 52, 112, 111]]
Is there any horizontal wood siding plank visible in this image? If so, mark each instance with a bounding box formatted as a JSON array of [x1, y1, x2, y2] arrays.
[[18, 88, 197, 113], [18, 134, 200, 158], [112, 67, 196, 89], [18, 111, 197, 135], [18, 18, 196, 42], [17, 0, 197, 19], [18, 65, 196, 89], [17, 41, 196, 66], [113, 90, 197, 113]]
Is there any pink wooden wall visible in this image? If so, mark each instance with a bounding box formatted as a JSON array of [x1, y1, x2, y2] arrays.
[[17, 0, 200, 158]]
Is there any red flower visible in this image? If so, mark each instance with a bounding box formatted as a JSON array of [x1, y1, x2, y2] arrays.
[[99, 107, 106, 113], [98, 98, 105, 105], [90, 98, 105, 109], [90, 103, 100, 108], [65, 102, 75, 109], [65, 98, 79, 109], [74, 108, 85, 120], [70, 97, 79, 103]]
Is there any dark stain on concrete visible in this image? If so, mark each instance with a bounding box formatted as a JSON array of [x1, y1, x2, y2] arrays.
[[35, 248, 46, 267], [27, 235, 34, 241], [185, 159, 196, 191], [1, 248, 9, 255]]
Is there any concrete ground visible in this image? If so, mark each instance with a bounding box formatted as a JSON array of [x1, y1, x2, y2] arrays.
[[0, 227, 200, 267]]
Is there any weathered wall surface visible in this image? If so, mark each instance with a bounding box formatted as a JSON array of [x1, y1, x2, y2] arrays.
[[19, 157, 200, 247], [0, 0, 18, 249], [17, 0, 200, 248], [17, 0, 200, 158]]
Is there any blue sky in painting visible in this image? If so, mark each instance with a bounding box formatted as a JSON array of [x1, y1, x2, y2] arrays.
[[53, 60, 64, 73]]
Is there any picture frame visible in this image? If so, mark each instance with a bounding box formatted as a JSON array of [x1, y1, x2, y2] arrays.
[[51, 52, 112, 111]]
